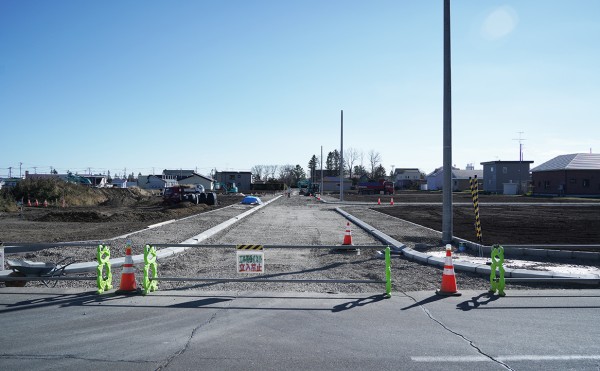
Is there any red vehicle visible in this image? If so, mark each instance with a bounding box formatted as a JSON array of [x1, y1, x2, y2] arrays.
[[357, 180, 395, 195]]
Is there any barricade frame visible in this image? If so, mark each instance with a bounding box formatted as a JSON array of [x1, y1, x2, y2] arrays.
[[143, 244, 392, 298]]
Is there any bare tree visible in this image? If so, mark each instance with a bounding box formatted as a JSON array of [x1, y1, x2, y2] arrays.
[[251, 165, 265, 182], [265, 165, 279, 181], [368, 150, 382, 179], [344, 148, 358, 178]]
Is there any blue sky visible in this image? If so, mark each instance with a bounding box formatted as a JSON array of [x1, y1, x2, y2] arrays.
[[1, 1, 599, 178]]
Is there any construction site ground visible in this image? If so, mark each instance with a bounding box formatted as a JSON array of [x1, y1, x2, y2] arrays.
[[1, 190, 599, 293]]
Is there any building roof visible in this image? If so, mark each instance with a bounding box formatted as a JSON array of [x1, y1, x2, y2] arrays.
[[163, 169, 195, 177], [452, 169, 483, 180], [393, 168, 421, 175], [481, 160, 534, 165], [180, 173, 214, 182], [531, 153, 600, 172]]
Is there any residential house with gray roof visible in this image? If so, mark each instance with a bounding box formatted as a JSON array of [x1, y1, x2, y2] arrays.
[[531, 153, 600, 196]]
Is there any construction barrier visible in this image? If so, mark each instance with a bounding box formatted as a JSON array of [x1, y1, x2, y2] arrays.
[[96, 244, 113, 294], [489, 244, 505, 296], [469, 175, 483, 244], [141, 244, 392, 298]]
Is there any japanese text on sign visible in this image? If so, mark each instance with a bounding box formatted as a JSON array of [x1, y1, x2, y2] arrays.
[[236, 251, 264, 274]]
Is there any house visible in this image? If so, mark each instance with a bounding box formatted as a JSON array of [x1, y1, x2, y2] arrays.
[[138, 175, 176, 190], [393, 168, 422, 189], [320, 176, 353, 192], [531, 153, 600, 196], [480, 160, 534, 194], [178, 173, 215, 191], [426, 166, 483, 191], [81, 175, 108, 188], [214, 171, 253, 193], [111, 178, 128, 188], [162, 169, 196, 181]]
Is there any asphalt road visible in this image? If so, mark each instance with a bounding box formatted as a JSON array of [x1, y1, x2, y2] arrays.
[[1, 288, 599, 370]]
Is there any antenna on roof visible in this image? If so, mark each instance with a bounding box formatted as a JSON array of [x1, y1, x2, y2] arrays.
[[513, 131, 526, 161]]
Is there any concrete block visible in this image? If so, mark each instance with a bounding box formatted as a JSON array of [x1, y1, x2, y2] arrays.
[[505, 247, 525, 257], [454, 261, 479, 273], [509, 269, 554, 278], [427, 256, 445, 267], [573, 251, 600, 261], [548, 250, 573, 260], [523, 249, 549, 258], [475, 265, 492, 275]]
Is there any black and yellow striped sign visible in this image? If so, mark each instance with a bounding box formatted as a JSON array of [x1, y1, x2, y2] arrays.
[[469, 175, 483, 243], [236, 245, 263, 251]]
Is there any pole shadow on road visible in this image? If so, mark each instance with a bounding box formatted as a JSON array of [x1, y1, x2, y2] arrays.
[[0, 291, 112, 314], [400, 294, 447, 311], [455, 292, 500, 311], [331, 294, 388, 313]]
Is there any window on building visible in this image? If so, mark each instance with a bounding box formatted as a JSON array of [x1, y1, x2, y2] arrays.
[[569, 178, 576, 184], [490, 167, 494, 172], [229, 175, 235, 180], [583, 179, 590, 188], [503, 167, 508, 174], [544, 180, 550, 189]]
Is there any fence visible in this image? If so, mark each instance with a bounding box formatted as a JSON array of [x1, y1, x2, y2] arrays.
[[141, 244, 392, 297], [2, 243, 392, 297]]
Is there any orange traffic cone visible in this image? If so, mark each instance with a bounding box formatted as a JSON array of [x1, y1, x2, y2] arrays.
[[436, 244, 461, 296], [27, 199, 32, 207], [342, 222, 353, 245], [35, 199, 39, 207], [377, 198, 381, 205], [117, 246, 139, 294], [390, 197, 394, 205], [43, 199, 48, 207]]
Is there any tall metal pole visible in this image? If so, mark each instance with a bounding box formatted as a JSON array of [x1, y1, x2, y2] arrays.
[[340, 110, 344, 201], [320, 145, 324, 195], [442, 0, 453, 244]]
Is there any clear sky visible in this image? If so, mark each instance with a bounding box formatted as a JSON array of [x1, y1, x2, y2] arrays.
[[1, 1, 599, 178]]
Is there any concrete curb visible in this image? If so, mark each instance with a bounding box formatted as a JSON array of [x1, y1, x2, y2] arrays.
[[335, 208, 600, 281], [1, 196, 282, 277]]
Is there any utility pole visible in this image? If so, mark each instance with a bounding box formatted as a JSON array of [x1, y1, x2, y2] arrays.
[[8, 167, 12, 178], [321, 145, 324, 196], [340, 110, 344, 202], [513, 131, 526, 194], [442, 0, 453, 244]]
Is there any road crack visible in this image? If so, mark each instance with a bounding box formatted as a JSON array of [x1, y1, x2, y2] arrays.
[[155, 292, 238, 371], [400, 291, 515, 371]]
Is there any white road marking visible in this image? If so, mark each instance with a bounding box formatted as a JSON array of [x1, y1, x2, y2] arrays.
[[411, 355, 600, 362]]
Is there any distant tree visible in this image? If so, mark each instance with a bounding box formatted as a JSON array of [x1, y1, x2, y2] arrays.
[[325, 150, 341, 176], [373, 164, 387, 180], [251, 165, 266, 182], [308, 155, 318, 180], [265, 165, 279, 181], [344, 148, 358, 179], [368, 150, 382, 178], [353, 165, 367, 178], [107, 170, 112, 183]]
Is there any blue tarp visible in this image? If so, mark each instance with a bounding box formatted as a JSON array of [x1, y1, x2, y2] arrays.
[[241, 196, 262, 205]]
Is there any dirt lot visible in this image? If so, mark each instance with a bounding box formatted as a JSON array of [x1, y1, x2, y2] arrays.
[[339, 192, 600, 245], [0, 189, 246, 243]]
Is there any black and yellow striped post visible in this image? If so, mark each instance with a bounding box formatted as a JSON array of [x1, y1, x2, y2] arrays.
[[469, 175, 483, 244]]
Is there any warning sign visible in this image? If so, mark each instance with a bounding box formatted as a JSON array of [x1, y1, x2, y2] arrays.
[[236, 245, 264, 274]]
